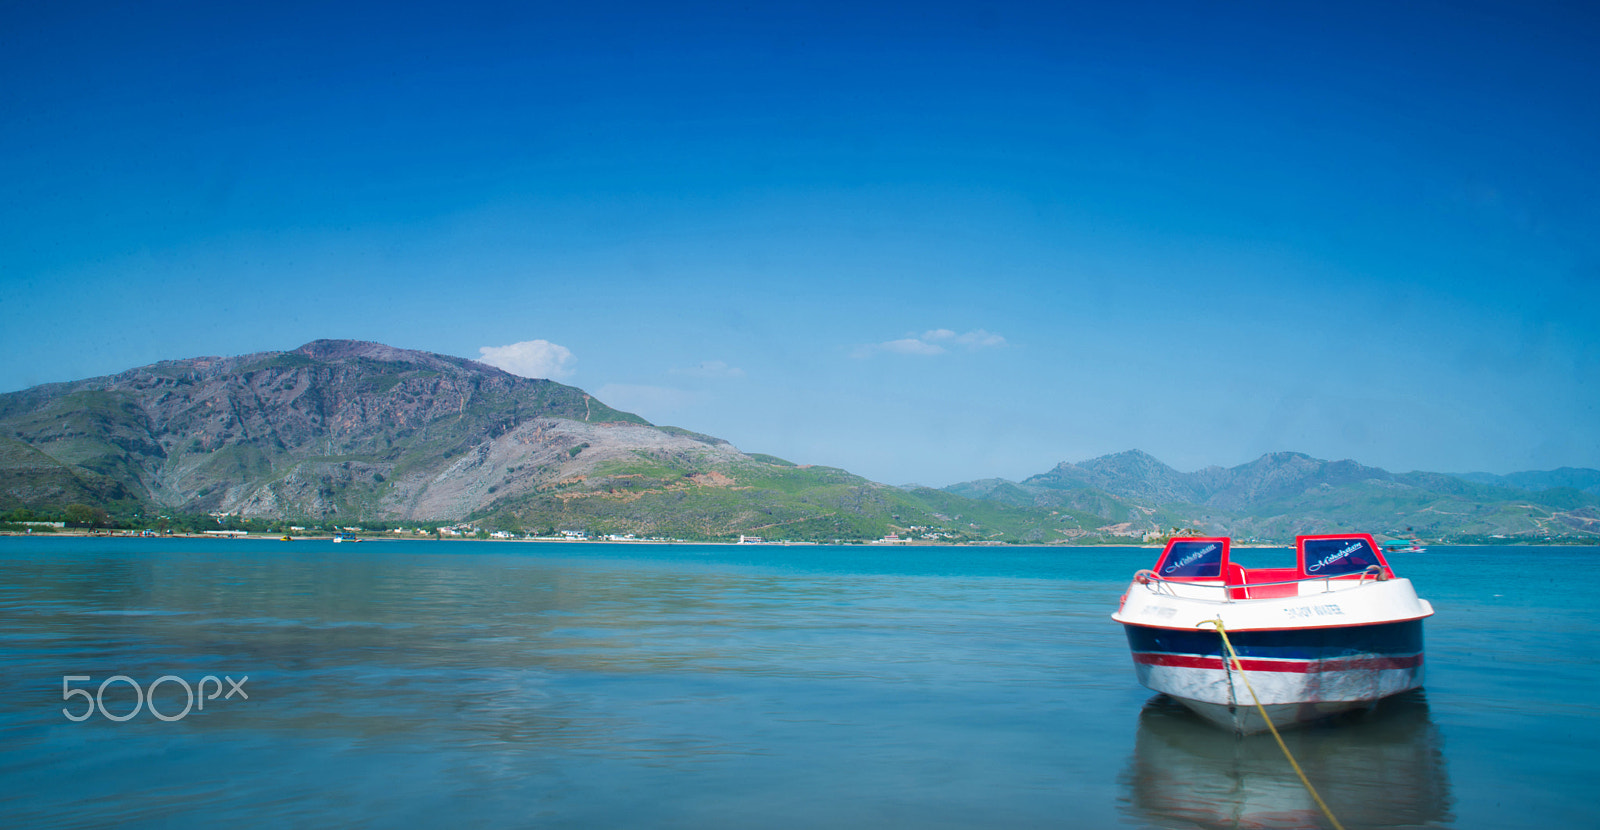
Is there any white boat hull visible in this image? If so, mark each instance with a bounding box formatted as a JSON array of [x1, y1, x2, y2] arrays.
[[1114, 578, 1431, 733], [1127, 621, 1425, 732]]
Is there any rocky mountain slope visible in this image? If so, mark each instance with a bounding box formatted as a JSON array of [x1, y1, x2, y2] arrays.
[[0, 341, 1044, 541], [0, 340, 635, 516]]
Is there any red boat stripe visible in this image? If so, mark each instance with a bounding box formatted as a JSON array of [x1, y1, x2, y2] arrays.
[[1132, 652, 1423, 673]]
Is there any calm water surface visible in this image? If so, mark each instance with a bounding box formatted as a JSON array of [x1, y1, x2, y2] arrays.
[[0, 538, 1594, 828]]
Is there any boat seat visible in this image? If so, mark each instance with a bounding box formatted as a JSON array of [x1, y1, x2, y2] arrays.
[[1224, 562, 1248, 600], [1227, 566, 1301, 599]]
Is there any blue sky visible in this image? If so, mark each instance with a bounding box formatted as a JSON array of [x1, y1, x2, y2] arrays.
[[4, 1, 1597, 485]]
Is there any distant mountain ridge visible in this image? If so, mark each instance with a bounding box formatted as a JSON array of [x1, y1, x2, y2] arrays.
[[1026, 449, 1403, 511], [1454, 468, 1600, 495], [2, 340, 1596, 543], [948, 450, 1600, 542]]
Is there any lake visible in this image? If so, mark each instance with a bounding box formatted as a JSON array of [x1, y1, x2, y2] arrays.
[[0, 538, 1594, 828]]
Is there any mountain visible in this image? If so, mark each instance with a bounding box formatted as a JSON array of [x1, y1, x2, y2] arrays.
[[948, 452, 1600, 543], [0, 340, 1054, 542], [3, 340, 1596, 543], [1025, 450, 1208, 504], [1454, 468, 1600, 496], [0, 339, 637, 516]]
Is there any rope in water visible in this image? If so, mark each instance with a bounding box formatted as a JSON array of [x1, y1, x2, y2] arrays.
[[1201, 618, 1346, 830]]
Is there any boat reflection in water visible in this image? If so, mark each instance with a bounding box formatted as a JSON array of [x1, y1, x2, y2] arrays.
[[1121, 690, 1452, 829]]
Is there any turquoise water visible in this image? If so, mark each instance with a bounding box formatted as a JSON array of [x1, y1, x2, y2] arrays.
[[0, 538, 1594, 828]]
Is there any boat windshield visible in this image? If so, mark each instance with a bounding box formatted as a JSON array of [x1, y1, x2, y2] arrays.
[[1300, 536, 1385, 577], [1155, 538, 1229, 579]]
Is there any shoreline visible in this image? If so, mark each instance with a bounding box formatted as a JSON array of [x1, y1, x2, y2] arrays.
[[0, 530, 1112, 547], [1, 530, 1595, 547]]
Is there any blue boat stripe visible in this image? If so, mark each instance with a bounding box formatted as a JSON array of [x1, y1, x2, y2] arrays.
[[1123, 619, 1423, 661]]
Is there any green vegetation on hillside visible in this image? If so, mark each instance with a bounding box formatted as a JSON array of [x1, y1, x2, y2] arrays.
[[3, 340, 1596, 544]]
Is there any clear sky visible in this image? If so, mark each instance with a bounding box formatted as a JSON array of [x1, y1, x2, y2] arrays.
[[4, 1, 1597, 486]]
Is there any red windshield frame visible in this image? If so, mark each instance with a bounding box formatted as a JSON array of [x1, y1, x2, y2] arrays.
[[1295, 533, 1393, 579], [1151, 536, 1233, 581]]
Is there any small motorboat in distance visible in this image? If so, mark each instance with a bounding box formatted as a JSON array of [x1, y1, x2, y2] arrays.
[[1382, 538, 1427, 554], [1112, 534, 1434, 733]]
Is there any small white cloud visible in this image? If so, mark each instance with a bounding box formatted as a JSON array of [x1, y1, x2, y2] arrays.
[[951, 329, 1006, 348], [855, 329, 1007, 358], [671, 360, 746, 379], [881, 338, 947, 356], [477, 340, 576, 379]]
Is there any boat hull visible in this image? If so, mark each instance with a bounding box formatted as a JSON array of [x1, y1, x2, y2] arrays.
[[1122, 619, 1425, 733]]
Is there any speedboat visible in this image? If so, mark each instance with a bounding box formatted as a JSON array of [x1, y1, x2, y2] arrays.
[[1112, 533, 1433, 733]]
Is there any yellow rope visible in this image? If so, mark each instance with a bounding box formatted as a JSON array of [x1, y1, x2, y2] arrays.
[[1201, 618, 1346, 830]]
